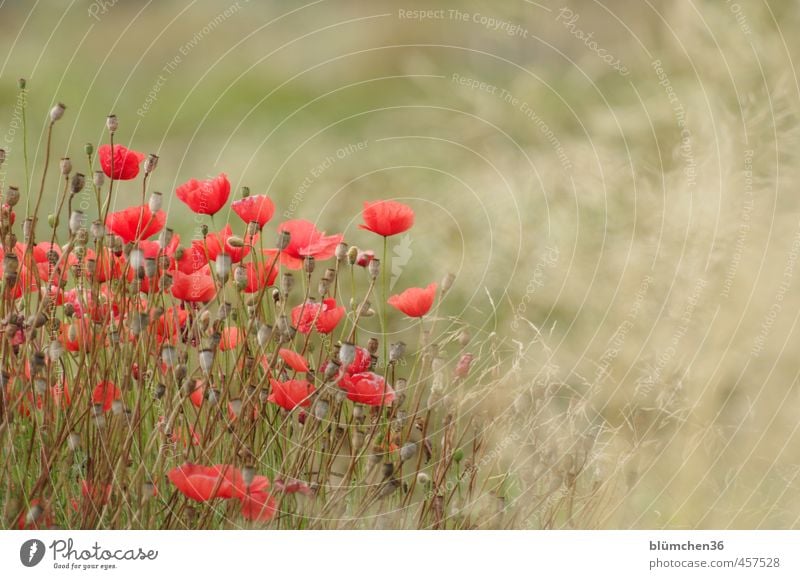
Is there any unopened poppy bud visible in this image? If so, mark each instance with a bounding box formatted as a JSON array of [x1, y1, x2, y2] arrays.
[[400, 442, 417, 462], [67, 432, 81, 451], [148, 191, 162, 212], [276, 229, 290, 250], [339, 341, 356, 365], [389, 341, 406, 363], [453, 448, 464, 463], [4, 185, 19, 206], [280, 272, 294, 295], [303, 256, 315, 274], [241, 186, 250, 198], [216, 302, 232, 321], [153, 383, 166, 400], [368, 257, 380, 280], [441, 272, 456, 294], [106, 114, 118, 133], [69, 210, 84, 234], [417, 472, 431, 485], [257, 323, 273, 346], [93, 170, 105, 188], [215, 254, 232, 280], [335, 242, 348, 262], [367, 337, 379, 355], [199, 349, 214, 374], [160, 345, 177, 367], [84, 142, 94, 156], [60, 157, 72, 175], [458, 329, 471, 346], [141, 481, 156, 502], [227, 235, 244, 248], [200, 224, 208, 237], [33, 377, 47, 395], [246, 221, 259, 236], [158, 227, 173, 248], [206, 388, 220, 405], [47, 214, 58, 228], [50, 102, 66, 122], [347, 246, 358, 265], [70, 172, 85, 194], [18, 78, 26, 90], [144, 153, 159, 174]]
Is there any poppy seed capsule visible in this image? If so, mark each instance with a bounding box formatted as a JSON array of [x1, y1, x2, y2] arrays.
[[154, 383, 166, 399], [339, 342, 356, 366], [48, 340, 64, 361], [22, 218, 33, 241], [60, 157, 72, 175], [4, 185, 20, 206], [234, 265, 247, 288], [93, 170, 105, 188], [158, 227, 173, 248], [70, 172, 85, 194], [280, 272, 294, 295], [400, 442, 417, 462], [144, 257, 157, 278], [106, 114, 118, 133], [148, 191, 162, 213], [312, 399, 329, 420], [367, 337, 379, 355], [276, 230, 290, 250], [199, 349, 214, 373], [144, 154, 159, 175], [441, 272, 456, 294], [368, 258, 380, 280], [69, 210, 84, 235], [389, 341, 406, 363], [50, 102, 66, 122], [215, 254, 232, 280], [303, 256, 315, 274], [34, 377, 47, 395], [335, 242, 348, 262], [257, 323, 273, 347]]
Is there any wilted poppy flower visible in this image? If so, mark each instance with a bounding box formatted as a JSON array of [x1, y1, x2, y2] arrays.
[[176, 173, 230, 216], [232, 194, 275, 229], [278, 348, 310, 373], [340, 372, 395, 406], [268, 378, 314, 410], [171, 265, 216, 303], [277, 219, 343, 269], [98, 144, 146, 180], [291, 298, 345, 334], [387, 282, 437, 318], [359, 200, 414, 237], [106, 204, 165, 244], [167, 463, 245, 502], [92, 381, 121, 412]]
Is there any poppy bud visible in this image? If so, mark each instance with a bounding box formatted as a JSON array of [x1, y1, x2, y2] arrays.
[[303, 256, 315, 274], [18, 78, 26, 90], [130, 312, 149, 335], [257, 323, 273, 347], [158, 227, 173, 248], [347, 246, 358, 265], [389, 341, 406, 363], [229, 398, 243, 419], [50, 102, 66, 122], [47, 214, 58, 228], [200, 224, 209, 237], [60, 157, 72, 175], [400, 442, 417, 462], [70, 172, 85, 194], [148, 191, 162, 213], [227, 235, 244, 248], [199, 349, 214, 374], [144, 154, 159, 175], [368, 257, 380, 280], [453, 448, 464, 463], [276, 229, 291, 250], [441, 272, 456, 294], [48, 340, 64, 362], [339, 342, 356, 365], [69, 210, 84, 235], [93, 170, 105, 188], [280, 272, 294, 296], [67, 432, 81, 451], [141, 481, 156, 502], [85, 143, 94, 156], [4, 185, 20, 207], [215, 253, 232, 280], [335, 242, 348, 262], [234, 265, 247, 289], [417, 472, 431, 485], [106, 114, 118, 133]]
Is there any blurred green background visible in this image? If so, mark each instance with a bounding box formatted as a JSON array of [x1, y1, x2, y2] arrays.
[[3, 0, 800, 528]]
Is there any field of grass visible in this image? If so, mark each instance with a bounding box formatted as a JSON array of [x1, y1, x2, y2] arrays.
[[2, 0, 800, 529]]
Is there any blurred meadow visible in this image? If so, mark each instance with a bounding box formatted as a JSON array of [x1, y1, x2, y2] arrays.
[[2, 0, 800, 528]]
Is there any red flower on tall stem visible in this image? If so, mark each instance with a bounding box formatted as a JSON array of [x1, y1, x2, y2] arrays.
[[92, 381, 121, 412], [106, 204, 165, 244], [339, 372, 394, 406], [232, 194, 275, 229], [291, 298, 345, 334], [167, 464, 246, 502], [203, 224, 256, 264], [268, 378, 314, 410], [176, 173, 230, 216], [277, 219, 343, 269], [171, 266, 216, 303], [387, 282, 437, 318], [278, 349, 310, 373], [98, 144, 146, 180], [359, 200, 414, 237], [238, 250, 279, 293]]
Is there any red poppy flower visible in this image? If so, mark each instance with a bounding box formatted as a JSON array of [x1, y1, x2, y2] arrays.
[[340, 372, 395, 406], [106, 204, 166, 244], [173, 241, 211, 274], [239, 487, 276, 522], [17, 499, 53, 530], [61, 319, 93, 352], [232, 194, 275, 229], [83, 247, 127, 283], [154, 307, 188, 345], [278, 348, 310, 373], [167, 463, 246, 502], [291, 298, 345, 334], [189, 382, 205, 408], [359, 200, 414, 237], [273, 479, 313, 496], [356, 250, 375, 267], [176, 173, 230, 216], [239, 250, 279, 293], [92, 381, 121, 412], [321, 345, 371, 381], [219, 327, 240, 351], [277, 219, 343, 269], [98, 144, 146, 180], [268, 378, 314, 410], [387, 282, 437, 318], [171, 265, 216, 303], [203, 224, 256, 264]]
